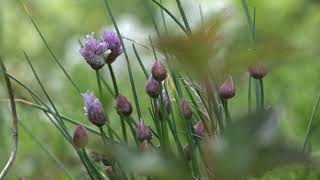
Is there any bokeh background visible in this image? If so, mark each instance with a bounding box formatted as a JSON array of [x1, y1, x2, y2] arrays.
[[1, 0, 320, 179]]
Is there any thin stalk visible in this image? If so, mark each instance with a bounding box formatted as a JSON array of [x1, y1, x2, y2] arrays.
[[21, 2, 80, 94], [222, 99, 231, 125], [100, 75, 116, 98], [142, 0, 161, 37], [149, 35, 157, 60], [259, 79, 264, 109], [175, 0, 191, 34], [96, 70, 104, 103], [82, 149, 104, 180], [132, 44, 149, 79], [303, 95, 320, 152], [248, 75, 252, 113], [108, 64, 119, 97], [159, 0, 169, 34], [255, 79, 261, 110]]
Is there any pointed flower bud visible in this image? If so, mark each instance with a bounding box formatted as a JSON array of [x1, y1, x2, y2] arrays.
[[116, 94, 132, 117], [136, 119, 152, 142], [102, 31, 123, 64], [181, 100, 192, 119], [73, 125, 88, 149], [151, 60, 167, 81], [82, 92, 107, 127], [79, 33, 109, 70], [183, 144, 191, 161], [249, 63, 268, 79], [194, 120, 206, 138], [218, 76, 235, 99], [146, 77, 160, 98]]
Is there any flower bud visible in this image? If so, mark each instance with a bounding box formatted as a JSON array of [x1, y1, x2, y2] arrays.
[[73, 125, 88, 149], [116, 94, 132, 117], [82, 92, 107, 127], [183, 144, 191, 161], [146, 77, 160, 98], [218, 76, 235, 99], [151, 60, 167, 81], [102, 31, 123, 64], [136, 119, 152, 142], [194, 120, 206, 138], [105, 166, 115, 180], [180, 100, 192, 119], [249, 63, 268, 79]]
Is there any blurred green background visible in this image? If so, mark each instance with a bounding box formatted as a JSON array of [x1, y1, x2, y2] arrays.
[[1, 0, 320, 179]]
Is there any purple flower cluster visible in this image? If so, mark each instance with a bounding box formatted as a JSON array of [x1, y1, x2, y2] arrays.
[[82, 92, 107, 127], [79, 31, 122, 70]]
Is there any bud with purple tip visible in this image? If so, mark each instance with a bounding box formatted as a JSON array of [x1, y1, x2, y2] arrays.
[[73, 125, 88, 149], [146, 77, 160, 98], [249, 63, 268, 79], [136, 119, 152, 142], [79, 33, 109, 70], [194, 120, 206, 138], [101, 31, 123, 64], [218, 76, 235, 99], [181, 100, 192, 120], [116, 94, 133, 117], [82, 92, 107, 127], [151, 60, 167, 81]]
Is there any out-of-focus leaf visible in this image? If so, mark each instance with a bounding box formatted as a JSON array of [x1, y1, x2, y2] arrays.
[[112, 145, 192, 180], [202, 108, 308, 180]]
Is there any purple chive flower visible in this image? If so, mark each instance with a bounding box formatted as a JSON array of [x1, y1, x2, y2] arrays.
[[151, 60, 167, 81], [249, 63, 268, 79], [180, 100, 192, 120], [218, 76, 235, 99], [82, 92, 107, 127], [146, 77, 161, 98], [79, 33, 109, 70], [73, 125, 88, 149], [116, 94, 133, 117], [136, 119, 152, 142], [101, 31, 123, 64]]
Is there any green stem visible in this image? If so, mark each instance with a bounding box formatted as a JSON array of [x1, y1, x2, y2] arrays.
[[259, 79, 264, 109], [222, 99, 231, 125], [175, 0, 191, 34], [108, 64, 119, 97], [248, 75, 252, 113], [96, 70, 104, 101]]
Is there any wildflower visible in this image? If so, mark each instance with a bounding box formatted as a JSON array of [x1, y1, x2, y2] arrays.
[[116, 94, 133, 117], [181, 100, 192, 119], [146, 77, 160, 98], [249, 63, 268, 79], [101, 31, 123, 64], [151, 60, 167, 81], [73, 125, 88, 149], [79, 33, 109, 70], [183, 144, 191, 161], [194, 120, 206, 138], [218, 76, 235, 99], [82, 92, 107, 127], [136, 119, 152, 142]]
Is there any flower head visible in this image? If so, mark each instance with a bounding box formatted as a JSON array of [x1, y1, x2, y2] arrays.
[[116, 94, 133, 117], [136, 119, 152, 142], [218, 76, 235, 99], [102, 31, 123, 64], [146, 77, 161, 98], [249, 63, 268, 79], [73, 125, 88, 149], [79, 33, 109, 70], [151, 60, 167, 81], [82, 92, 107, 127], [181, 100, 192, 120]]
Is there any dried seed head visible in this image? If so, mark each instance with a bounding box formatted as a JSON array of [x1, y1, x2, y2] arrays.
[[180, 100, 192, 120], [151, 60, 167, 81], [79, 33, 109, 70], [105, 166, 115, 180], [136, 119, 152, 142], [82, 92, 107, 127], [249, 63, 268, 79], [116, 94, 133, 117], [218, 76, 235, 99], [183, 144, 191, 161], [101, 31, 123, 64], [194, 120, 206, 138], [146, 77, 161, 98], [73, 125, 88, 149]]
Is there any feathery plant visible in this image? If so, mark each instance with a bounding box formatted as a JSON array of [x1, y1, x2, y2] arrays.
[[1, 0, 319, 179]]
